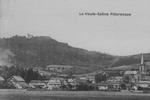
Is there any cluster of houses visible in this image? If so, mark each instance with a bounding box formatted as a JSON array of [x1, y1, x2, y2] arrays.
[[0, 54, 150, 92], [98, 54, 150, 92], [0, 64, 95, 90], [0, 74, 95, 90]]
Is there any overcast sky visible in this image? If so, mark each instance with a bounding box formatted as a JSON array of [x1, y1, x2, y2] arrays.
[[0, 0, 150, 56]]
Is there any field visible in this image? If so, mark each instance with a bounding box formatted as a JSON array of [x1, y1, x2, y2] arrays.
[[0, 89, 150, 100]]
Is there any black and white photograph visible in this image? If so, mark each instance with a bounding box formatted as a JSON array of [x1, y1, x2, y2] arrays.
[[0, 0, 150, 100]]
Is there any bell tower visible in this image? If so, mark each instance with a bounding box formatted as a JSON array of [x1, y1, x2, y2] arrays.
[[139, 53, 145, 74]]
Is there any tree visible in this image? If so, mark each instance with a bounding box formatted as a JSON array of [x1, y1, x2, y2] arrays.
[[2, 66, 44, 83], [123, 75, 130, 84], [23, 68, 43, 83], [120, 83, 126, 90], [95, 72, 107, 83], [66, 67, 75, 79], [76, 83, 95, 91]]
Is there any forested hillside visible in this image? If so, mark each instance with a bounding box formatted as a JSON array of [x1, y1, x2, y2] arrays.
[[0, 35, 149, 74], [0, 35, 114, 68]]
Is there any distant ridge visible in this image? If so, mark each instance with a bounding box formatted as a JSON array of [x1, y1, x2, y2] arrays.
[[0, 35, 149, 74]]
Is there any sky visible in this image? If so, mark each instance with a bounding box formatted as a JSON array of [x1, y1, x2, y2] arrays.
[[0, 0, 150, 56]]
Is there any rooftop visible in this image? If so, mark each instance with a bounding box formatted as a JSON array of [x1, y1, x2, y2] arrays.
[[124, 71, 138, 75], [46, 65, 73, 68], [12, 76, 25, 82], [0, 76, 4, 81]]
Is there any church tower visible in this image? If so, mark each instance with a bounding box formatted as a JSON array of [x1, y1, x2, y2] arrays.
[[139, 53, 145, 74]]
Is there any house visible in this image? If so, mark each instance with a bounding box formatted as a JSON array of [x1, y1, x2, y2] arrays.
[[124, 71, 139, 83], [0, 76, 5, 88], [67, 78, 78, 85], [76, 76, 88, 84], [97, 81, 121, 91], [63, 78, 78, 90], [8, 76, 29, 89], [0, 76, 5, 84], [87, 76, 96, 84], [123, 71, 140, 90], [137, 81, 150, 88], [97, 83, 108, 91], [47, 78, 63, 90], [29, 80, 47, 89], [75, 75, 96, 84], [45, 65, 73, 73], [107, 76, 123, 83], [97, 76, 122, 91], [136, 77, 150, 89]]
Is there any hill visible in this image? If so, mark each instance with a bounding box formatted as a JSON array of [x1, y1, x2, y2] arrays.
[[0, 35, 150, 74], [0, 35, 116, 73]]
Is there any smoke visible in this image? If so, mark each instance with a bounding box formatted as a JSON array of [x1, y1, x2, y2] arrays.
[[0, 48, 14, 67]]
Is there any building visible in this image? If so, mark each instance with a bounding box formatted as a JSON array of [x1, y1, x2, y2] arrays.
[[64, 78, 78, 90], [66, 78, 77, 85], [0, 76, 5, 84], [135, 54, 150, 89], [0, 76, 5, 88], [75, 75, 96, 84], [97, 81, 121, 91], [107, 76, 123, 83], [29, 80, 47, 89], [98, 76, 122, 91], [137, 81, 150, 88], [97, 83, 108, 91], [87, 76, 95, 84], [139, 53, 145, 74], [124, 71, 139, 83], [122, 54, 150, 90], [47, 78, 63, 90], [8, 76, 29, 89], [46, 65, 73, 73]]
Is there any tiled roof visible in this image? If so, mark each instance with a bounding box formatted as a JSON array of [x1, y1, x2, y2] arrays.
[[13, 76, 25, 82]]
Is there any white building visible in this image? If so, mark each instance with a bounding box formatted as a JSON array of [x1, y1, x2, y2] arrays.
[[8, 76, 29, 89], [46, 65, 73, 73], [47, 78, 63, 90], [29, 80, 47, 89]]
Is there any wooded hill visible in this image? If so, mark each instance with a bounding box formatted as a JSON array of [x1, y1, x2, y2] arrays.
[[0, 35, 149, 74]]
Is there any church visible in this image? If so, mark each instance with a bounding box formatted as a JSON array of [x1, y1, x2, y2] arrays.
[[136, 53, 150, 88], [124, 53, 150, 89]]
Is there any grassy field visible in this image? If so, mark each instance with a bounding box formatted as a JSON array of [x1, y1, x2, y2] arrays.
[[0, 89, 150, 96], [0, 89, 150, 100]]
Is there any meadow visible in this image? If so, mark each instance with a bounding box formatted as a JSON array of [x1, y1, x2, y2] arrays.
[[0, 90, 150, 100]]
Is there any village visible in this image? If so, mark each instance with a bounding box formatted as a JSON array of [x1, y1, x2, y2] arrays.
[[0, 54, 149, 93]]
